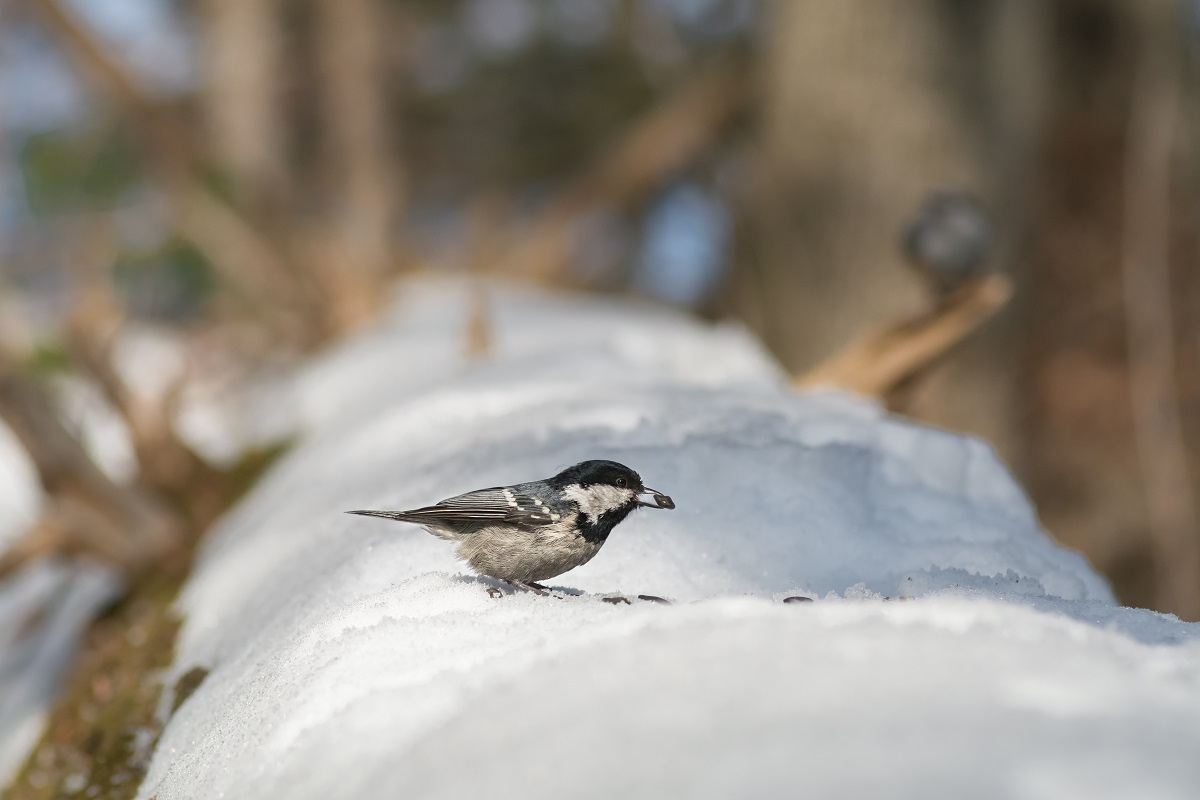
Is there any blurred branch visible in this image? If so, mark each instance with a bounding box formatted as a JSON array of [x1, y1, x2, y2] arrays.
[[62, 289, 131, 419], [4, 0, 311, 591], [24, 0, 162, 123], [63, 298, 227, 521], [1120, 2, 1200, 617], [0, 282, 249, 583], [463, 282, 492, 361], [180, 186, 313, 329], [492, 61, 749, 283], [24, 0, 314, 335], [0, 366, 184, 581], [794, 275, 1013, 397]]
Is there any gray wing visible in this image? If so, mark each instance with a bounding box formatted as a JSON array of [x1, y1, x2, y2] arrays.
[[395, 487, 560, 529]]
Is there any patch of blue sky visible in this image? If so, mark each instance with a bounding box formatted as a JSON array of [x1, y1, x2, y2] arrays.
[[59, 0, 196, 95], [634, 183, 730, 307]]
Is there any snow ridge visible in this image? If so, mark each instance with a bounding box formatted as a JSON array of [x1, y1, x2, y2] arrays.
[[137, 279, 1200, 800]]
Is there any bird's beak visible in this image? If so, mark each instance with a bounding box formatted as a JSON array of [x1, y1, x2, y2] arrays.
[[635, 487, 675, 509]]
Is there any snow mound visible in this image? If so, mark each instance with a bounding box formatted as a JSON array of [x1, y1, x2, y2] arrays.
[[137, 278, 1200, 799]]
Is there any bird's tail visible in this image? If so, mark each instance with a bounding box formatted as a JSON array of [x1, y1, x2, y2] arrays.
[[345, 509, 416, 523]]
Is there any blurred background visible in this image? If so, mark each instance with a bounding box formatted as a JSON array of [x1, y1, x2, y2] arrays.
[[0, 0, 1197, 620]]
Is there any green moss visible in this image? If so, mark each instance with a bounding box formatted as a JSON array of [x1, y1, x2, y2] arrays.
[[22, 343, 74, 378], [112, 238, 218, 321], [19, 127, 143, 216]]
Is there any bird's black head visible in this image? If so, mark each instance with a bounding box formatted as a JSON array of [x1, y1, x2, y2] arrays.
[[549, 460, 673, 543], [550, 460, 644, 493]]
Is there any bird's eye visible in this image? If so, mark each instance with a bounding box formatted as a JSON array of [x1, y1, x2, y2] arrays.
[[615, 477, 627, 488]]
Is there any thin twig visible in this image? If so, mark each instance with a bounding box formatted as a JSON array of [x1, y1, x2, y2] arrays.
[[794, 274, 1013, 397], [463, 282, 493, 361]]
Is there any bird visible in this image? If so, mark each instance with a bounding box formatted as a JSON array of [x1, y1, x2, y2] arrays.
[[346, 460, 675, 595], [902, 191, 991, 295]]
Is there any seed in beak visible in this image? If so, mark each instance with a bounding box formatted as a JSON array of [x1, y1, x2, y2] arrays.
[[638, 488, 675, 509]]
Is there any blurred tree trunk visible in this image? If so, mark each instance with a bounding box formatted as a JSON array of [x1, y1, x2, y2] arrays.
[[747, 1, 972, 367], [740, 0, 1024, 456], [1120, 0, 1199, 617], [1018, 0, 1200, 619], [201, 0, 287, 208], [312, 0, 403, 328], [893, 0, 1046, 455]]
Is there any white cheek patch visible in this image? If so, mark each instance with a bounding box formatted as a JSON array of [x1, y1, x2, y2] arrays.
[[562, 484, 635, 522]]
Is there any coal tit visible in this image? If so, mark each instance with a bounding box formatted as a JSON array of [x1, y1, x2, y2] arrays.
[[347, 460, 674, 594]]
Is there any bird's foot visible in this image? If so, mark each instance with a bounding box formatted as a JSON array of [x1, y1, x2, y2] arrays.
[[486, 586, 505, 599], [783, 595, 814, 604], [601, 596, 632, 605], [510, 581, 550, 596], [636, 594, 671, 605]]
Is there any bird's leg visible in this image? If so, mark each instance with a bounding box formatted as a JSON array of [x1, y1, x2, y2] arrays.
[[509, 581, 549, 596]]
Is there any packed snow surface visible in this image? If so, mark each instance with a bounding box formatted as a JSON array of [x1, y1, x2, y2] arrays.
[[137, 279, 1199, 799]]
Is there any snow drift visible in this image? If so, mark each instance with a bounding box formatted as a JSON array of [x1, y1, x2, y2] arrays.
[[123, 278, 1198, 798]]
